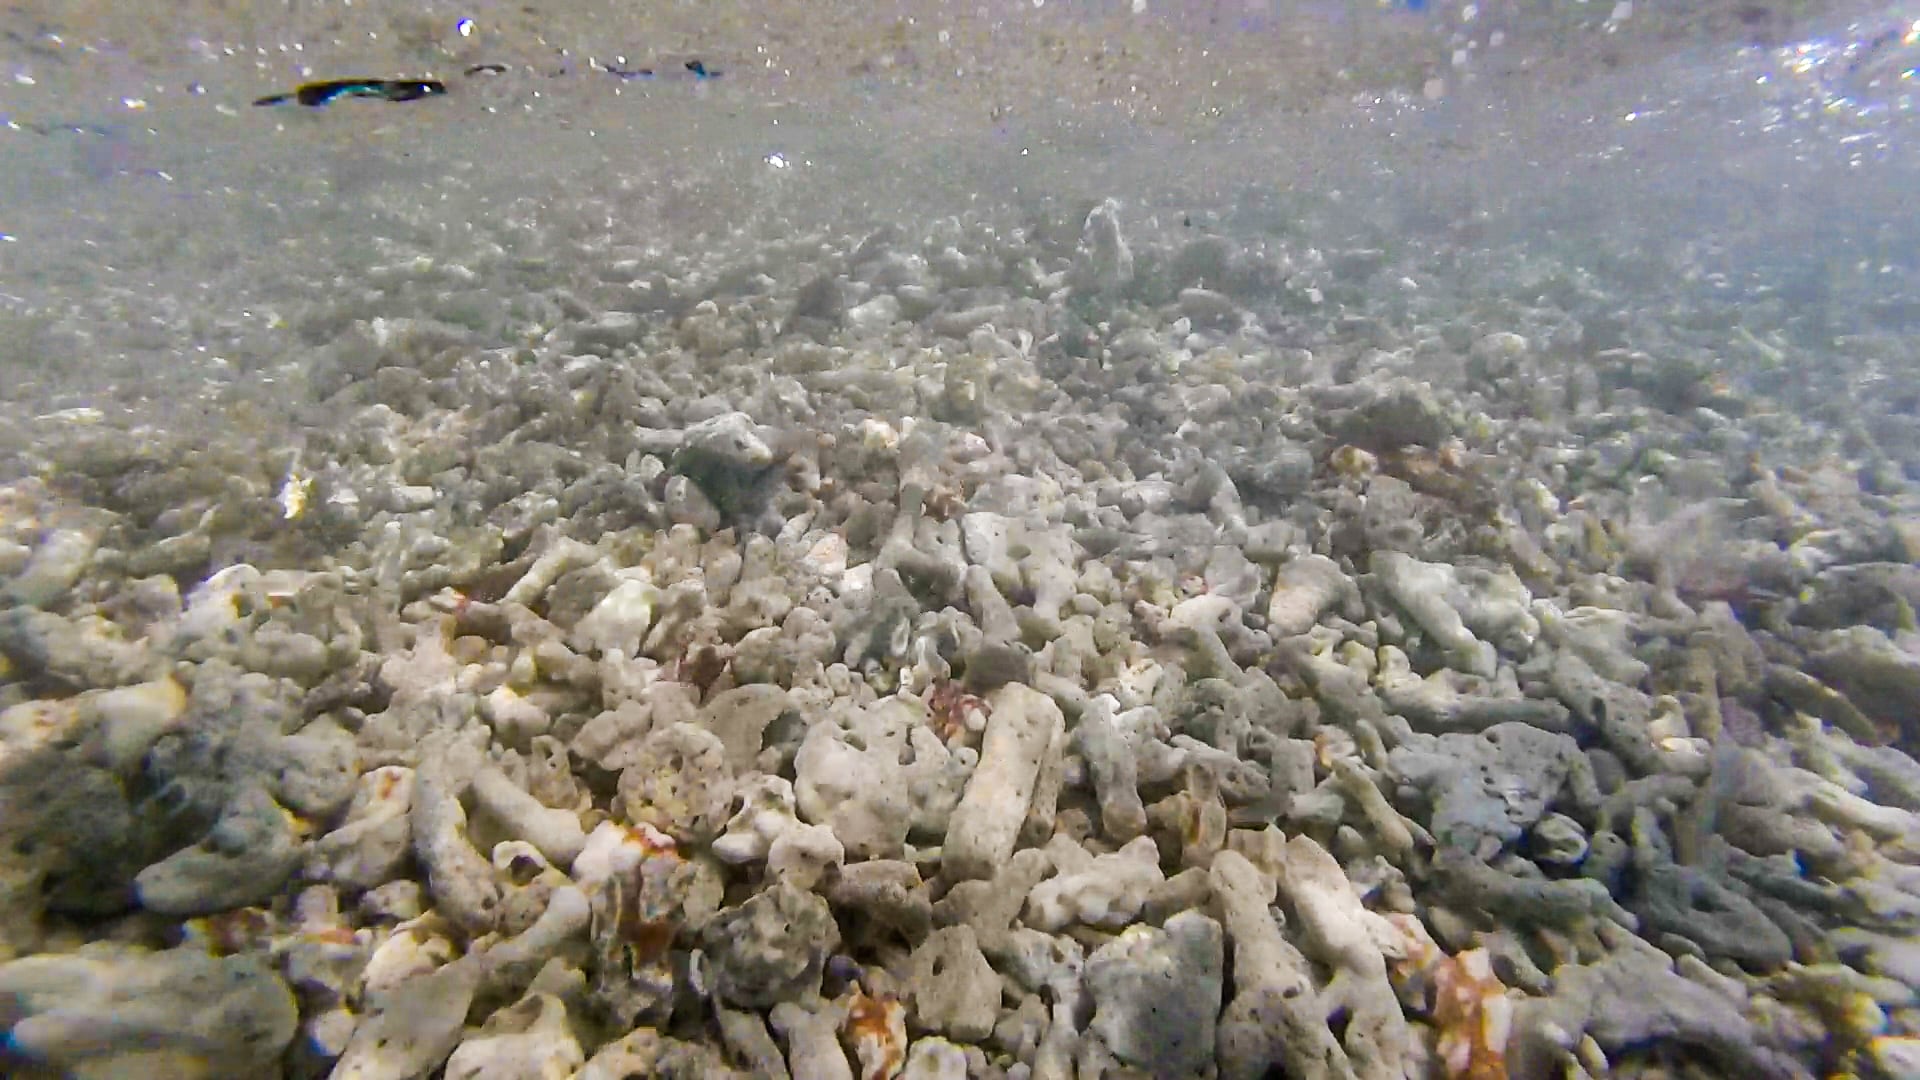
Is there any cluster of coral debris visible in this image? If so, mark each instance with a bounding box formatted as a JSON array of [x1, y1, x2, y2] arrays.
[[2, 194, 1919, 1079]]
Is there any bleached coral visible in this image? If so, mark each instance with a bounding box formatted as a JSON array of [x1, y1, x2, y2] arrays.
[[1024, 835, 1164, 931], [713, 773, 845, 889], [942, 682, 1064, 880]]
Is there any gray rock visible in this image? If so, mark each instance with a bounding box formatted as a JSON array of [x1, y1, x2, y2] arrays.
[[1631, 861, 1793, 971], [909, 925, 1000, 1042], [1529, 813, 1591, 868], [1324, 379, 1452, 451], [5, 527, 96, 608], [1086, 910, 1224, 1077], [333, 955, 481, 1080], [0, 737, 157, 929], [701, 685, 793, 773], [663, 411, 782, 530], [1389, 722, 1599, 859], [785, 272, 846, 331], [269, 716, 359, 819], [702, 880, 840, 1008], [135, 783, 304, 916], [1073, 198, 1134, 295], [1510, 934, 1803, 1080], [1230, 440, 1317, 502], [0, 945, 298, 1076]]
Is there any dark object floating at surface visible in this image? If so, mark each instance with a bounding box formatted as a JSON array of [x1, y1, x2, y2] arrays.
[[252, 79, 449, 108], [251, 57, 719, 109], [600, 59, 721, 81]]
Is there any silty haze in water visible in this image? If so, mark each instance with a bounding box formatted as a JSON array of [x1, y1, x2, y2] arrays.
[[0, 0, 1919, 1077]]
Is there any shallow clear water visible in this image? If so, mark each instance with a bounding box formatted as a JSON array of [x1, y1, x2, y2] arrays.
[[2, 2, 1919, 1078]]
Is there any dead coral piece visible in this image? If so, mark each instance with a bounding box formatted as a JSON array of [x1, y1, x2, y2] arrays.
[[1431, 947, 1512, 1080], [10, 173, 1920, 1080]]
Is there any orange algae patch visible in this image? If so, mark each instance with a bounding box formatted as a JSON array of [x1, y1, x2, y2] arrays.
[[1432, 947, 1512, 1080], [1382, 915, 1512, 1080], [925, 678, 990, 746], [841, 984, 907, 1080]]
